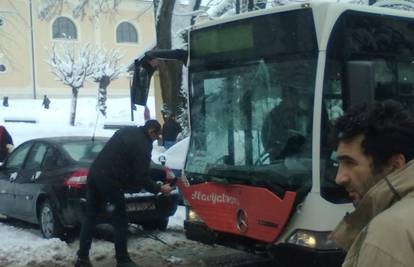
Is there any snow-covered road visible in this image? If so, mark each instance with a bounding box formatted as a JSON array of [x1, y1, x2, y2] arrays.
[[0, 207, 261, 267], [0, 206, 201, 267]]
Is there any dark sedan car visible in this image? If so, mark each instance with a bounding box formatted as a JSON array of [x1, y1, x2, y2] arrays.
[[0, 136, 179, 239]]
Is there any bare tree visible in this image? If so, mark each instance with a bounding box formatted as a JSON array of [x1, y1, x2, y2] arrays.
[[38, 0, 121, 21], [154, 0, 179, 118], [372, 0, 414, 10], [156, 0, 268, 136], [47, 42, 95, 125], [91, 47, 124, 116], [154, 0, 203, 124], [174, 0, 202, 138]]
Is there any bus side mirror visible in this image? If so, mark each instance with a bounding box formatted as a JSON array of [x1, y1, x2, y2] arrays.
[[145, 49, 188, 65], [345, 61, 375, 108], [130, 49, 188, 106]]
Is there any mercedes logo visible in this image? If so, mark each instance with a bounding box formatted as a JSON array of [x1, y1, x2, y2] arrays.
[[236, 209, 248, 233]]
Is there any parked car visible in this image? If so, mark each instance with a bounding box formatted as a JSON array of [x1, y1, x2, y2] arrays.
[[0, 136, 179, 239]]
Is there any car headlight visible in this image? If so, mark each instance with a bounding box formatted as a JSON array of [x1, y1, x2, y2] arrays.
[[187, 207, 204, 223], [286, 229, 339, 250]]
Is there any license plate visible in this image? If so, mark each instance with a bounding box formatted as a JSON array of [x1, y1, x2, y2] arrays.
[[126, 202, 156, 212]]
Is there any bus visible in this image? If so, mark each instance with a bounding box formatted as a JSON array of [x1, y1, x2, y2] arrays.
[[133, 2, 414, 266]]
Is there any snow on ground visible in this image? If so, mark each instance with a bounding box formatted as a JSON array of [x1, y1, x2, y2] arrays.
[[0, 96, 186, 267], [0, 207, 187, 267], [0, 96, 154, 146], [0, 223, 77, 266]]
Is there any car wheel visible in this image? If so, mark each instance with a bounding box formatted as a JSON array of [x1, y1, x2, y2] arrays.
[[141, 218, 169, 231], [39, 200, 64, 239]]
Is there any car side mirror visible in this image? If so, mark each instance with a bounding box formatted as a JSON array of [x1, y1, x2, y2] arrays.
[[159, 155, 166, 166], [9, 172, 17, 182]]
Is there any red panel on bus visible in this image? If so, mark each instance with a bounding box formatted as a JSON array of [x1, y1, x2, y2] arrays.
[[178, 179, 296, 243]]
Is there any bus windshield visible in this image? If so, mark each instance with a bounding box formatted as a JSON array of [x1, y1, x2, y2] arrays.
[[185, 9, 318, 192]]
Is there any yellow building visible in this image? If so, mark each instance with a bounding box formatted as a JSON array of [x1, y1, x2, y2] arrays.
[[0, 0, 156, 99]]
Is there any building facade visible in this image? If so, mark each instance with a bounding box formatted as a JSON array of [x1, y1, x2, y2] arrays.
[[0, 0, 156, 99]]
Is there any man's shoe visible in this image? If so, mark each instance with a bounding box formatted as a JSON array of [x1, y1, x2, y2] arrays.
[[116, 258, 141, 267], [74, 257, 93, 267]]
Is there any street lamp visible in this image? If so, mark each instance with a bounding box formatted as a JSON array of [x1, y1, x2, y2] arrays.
[[29, 0, 37, 99]]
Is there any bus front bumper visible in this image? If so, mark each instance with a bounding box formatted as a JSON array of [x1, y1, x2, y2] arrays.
[[184, 220, 345, 267]]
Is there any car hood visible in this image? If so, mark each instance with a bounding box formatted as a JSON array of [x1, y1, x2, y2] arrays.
[[152, 137, 189, 170]]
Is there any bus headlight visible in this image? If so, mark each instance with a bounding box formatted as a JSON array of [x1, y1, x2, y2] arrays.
[[286, 229, 339, 250], [187, 207, 203, 223]]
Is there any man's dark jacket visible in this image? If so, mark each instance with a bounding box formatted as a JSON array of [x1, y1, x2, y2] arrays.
[[88, 126, 161, 194], [0, 126, 13, 162], [162, 119, 182, 142]]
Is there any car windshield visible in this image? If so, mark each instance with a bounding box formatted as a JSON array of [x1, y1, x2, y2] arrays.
[[61, 140, 106, 162]]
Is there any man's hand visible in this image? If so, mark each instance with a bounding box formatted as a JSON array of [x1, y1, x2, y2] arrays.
[[160, 184, 173, 195], [6, 144, 14, 153]]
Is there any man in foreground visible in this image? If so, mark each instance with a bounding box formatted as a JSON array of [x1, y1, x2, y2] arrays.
[[330, 100, 414, 267], [75, 120, 173, 267]]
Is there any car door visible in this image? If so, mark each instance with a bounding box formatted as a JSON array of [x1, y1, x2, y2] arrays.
[[0, 142, 32, 216], [0, 167, 16, 216], [12, 142, 48, 222]]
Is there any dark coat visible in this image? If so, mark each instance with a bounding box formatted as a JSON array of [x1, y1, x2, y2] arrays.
[[261, 103, 308, 160], [88, 126, 161, 194], [0, 126, 13, 162], [162, 119, 182, 142]]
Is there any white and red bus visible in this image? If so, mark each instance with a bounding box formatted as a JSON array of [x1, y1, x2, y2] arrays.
[[135, 2, 414, 266]]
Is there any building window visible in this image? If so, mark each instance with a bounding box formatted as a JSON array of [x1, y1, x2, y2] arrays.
[[116, 22, 138, 43], [52, 17, 77, 39], [0, 64, 6, 72]]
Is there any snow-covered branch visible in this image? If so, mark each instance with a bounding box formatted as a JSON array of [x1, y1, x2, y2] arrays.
[[373, 0, 414, 10], [47, 42, 95, 89], [91, 47, 124, 82], [38, 0, 122, 21], [206, 0, 236, 18], [90, 47, 125, 117], [73, 0, 90, 19], [173, 9, 205, 17], [47, 42, 97, 125], [38, 0, 66, 20]]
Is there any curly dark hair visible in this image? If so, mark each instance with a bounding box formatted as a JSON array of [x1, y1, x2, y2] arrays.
[[334, 100, 414, 173], [144, 119, 161, 134]]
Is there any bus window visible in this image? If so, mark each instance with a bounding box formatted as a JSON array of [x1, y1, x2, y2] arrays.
[[322, 10, 414, 203]]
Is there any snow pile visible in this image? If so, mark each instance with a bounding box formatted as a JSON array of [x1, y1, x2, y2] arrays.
[[0, 224, 73, 266]]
